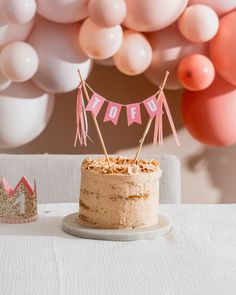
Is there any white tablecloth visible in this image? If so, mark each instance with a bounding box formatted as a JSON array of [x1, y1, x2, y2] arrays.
[[0, 204, 236, 295]]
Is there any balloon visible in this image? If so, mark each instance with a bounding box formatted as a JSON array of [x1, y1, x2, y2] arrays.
[[0, 70, 11, 91], [209, 11, 236, 86], [177, 54, 215, 91], [189, 0, 236, 16], [0, 0, 36, 24], [124, 0, 188, 32], [79, 18, 123, 60], [0, 41, 39, 82], [178, 5, 219, 43], [113, 30, 152, 76], [88, 0, 126, 28], [28, 17, 93, 93], [0, 18, 34, 48], [145, 23, 208, 90], [37, 0, 88, 23], [182, 75, 236, 146], [0, 81, 54, 149]]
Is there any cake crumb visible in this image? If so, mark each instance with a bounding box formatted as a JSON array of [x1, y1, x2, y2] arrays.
[[82, 157, 160, 175]]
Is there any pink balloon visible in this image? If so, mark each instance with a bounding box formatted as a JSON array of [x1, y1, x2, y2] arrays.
[[88, 0, 126, 28], [124, 0, 188, 32], [0, 41, 39, 82], [189, 0, 236, 16], [145, 23, 208, 90], [0, 0, 36, 24], [178, 5, 219, 43], [210, 10, 236, 86], [182, 75, 236, 146], [79, 18, 123, 60], [113, 30, 152, 76], [178, 54, 215, 91], [37, 0, 88, 23]]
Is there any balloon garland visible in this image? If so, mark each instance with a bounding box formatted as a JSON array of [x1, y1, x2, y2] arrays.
[[0, 0, 235, 148]]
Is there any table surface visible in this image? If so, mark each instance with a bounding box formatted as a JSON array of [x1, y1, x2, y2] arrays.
[[0, 204, 236, 295]]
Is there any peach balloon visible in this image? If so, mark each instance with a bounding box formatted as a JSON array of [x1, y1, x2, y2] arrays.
[[0, 0, 36, 24], [0, 41, 39, 82], [145, 23, 208, 90], [182, 75, 236, 146], [28, 17, 93, 93], [124, 0, 188, 32], [210, 11, 236, 86], [0, 18, 34, 48], [189, 0, 236, 16], [0, 81, 54, 149], [178, 54, 215, 91], [178, 5, 219, 43], [88, 0, 126, 28], [79, 18, 123, 60], [37, 0, 88, 23], [113, 30, 152, 76]]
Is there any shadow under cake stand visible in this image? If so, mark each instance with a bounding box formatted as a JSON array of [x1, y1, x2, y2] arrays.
[[61, 213, 171, 241]]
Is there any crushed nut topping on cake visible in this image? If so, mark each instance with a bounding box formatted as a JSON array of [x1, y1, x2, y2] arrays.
[[82, 156, 160, 175]]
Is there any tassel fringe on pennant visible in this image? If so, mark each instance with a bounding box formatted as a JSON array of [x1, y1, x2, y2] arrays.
[[74, 83, 89, 147], [153, 93, 164, 146]]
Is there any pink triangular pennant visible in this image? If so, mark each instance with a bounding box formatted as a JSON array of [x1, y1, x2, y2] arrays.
[[85, 93, 105, 117], [103, 101, 122, 126], [126, 103, 141, 126]]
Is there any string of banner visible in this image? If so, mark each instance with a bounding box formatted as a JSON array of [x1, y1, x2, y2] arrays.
[[74, 70, 180, 165]]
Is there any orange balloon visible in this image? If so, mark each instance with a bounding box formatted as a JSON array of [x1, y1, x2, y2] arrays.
[[182, 75, 236, 146], [178, 54, 215, 91], [210, 10, 236, 86]]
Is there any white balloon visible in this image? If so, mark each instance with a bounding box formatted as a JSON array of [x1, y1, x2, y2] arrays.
[[0, 18, 34, 48], [28, 17, 93, 93], [0, 81, 55, 149], [0, 0, 36, 24], [0, 41, 39, 82], [0, 70, 11, 91], [37, 0, 88, 23]]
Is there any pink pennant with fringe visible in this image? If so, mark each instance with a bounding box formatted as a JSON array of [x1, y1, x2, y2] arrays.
[[154, 92, 180, 146], [74, 83, 88, 147], [153, 93, 164, 146]]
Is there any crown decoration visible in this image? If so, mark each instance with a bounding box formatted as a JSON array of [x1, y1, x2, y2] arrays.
[[0, 176, 37, 224]]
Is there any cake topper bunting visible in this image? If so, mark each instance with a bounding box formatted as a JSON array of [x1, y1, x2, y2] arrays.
[[74, 69, 180, 163]]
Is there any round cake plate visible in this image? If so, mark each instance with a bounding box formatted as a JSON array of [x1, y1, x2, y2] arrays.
[[61, 213, 171, 241]]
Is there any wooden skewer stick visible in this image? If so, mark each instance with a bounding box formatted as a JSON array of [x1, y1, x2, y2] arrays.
[[133, 71, 169, 163], [78, 69, 111, 168]]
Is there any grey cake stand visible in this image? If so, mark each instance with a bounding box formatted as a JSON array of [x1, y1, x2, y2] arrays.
[[61, 213, 172, 241]]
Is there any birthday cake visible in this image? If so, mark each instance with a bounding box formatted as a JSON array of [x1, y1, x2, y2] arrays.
[[78, 156, 162, 229]]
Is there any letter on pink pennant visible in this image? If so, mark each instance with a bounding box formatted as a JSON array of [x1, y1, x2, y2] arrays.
[[126, 103, 141, 126], [104, 102, 122, 125], [143, 95, 158, 118], [85, 93, 105, 117]]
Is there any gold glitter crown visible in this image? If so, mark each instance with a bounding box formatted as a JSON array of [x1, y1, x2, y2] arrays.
[[0, 176, 37, 223]]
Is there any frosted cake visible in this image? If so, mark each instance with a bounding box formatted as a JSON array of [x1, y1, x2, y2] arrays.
[[78, 156, 162, 229]]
